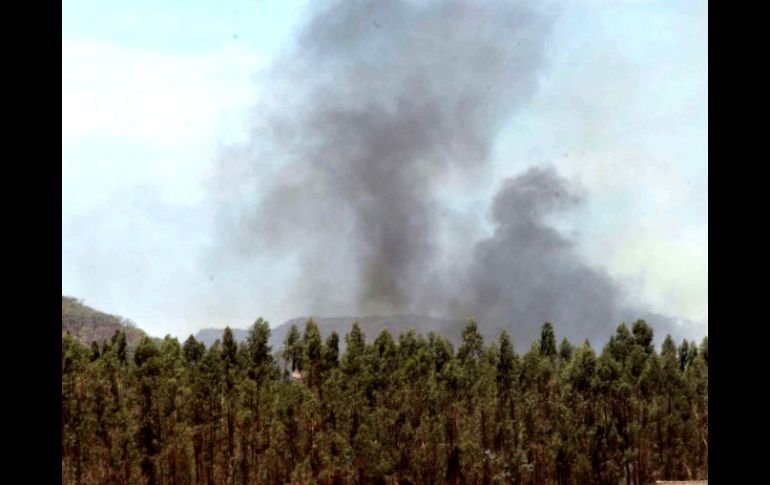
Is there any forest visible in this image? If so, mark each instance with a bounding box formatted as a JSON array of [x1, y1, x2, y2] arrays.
[[62, 318, 708, 485]]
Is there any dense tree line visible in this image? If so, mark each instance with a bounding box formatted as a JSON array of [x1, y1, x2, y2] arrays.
[[62, 318, 707, 484]]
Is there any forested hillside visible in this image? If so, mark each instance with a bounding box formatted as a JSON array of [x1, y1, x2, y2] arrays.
[[62, 296, 146, 346], [62, 317, 707, 485]]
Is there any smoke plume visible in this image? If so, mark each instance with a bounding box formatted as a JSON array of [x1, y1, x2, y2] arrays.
[[211, 0, 689, 345], [448, 167, 622, 344]]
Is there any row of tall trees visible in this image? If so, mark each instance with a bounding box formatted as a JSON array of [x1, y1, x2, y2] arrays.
[[62, 318, 707, 485]]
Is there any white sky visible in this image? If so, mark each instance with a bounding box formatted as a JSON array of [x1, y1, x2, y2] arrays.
[[62, 0, 707, 338]]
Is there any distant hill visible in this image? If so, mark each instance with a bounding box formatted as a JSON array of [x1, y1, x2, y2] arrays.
[[62, 296, 146, 346], [195, 314, 468, 352]]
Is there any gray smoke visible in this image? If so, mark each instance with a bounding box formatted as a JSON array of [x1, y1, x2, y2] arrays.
[[448, 167, 623, 345], [214, 0, 556, 311], [211, 0, 693, 346], [445, 166, 700, 346]]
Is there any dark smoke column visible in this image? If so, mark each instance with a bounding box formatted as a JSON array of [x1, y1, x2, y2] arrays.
[[213, 0, 557, 316], [456, 167, 627, 346]]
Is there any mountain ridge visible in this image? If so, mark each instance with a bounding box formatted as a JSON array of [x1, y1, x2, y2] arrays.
[[62, 296, 147, 346]]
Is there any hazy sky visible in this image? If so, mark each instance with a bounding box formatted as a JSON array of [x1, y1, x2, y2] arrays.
[[62, 0, 707, 339]]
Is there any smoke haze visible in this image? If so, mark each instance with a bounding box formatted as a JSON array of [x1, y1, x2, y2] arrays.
[[209, 0, 700, 345]]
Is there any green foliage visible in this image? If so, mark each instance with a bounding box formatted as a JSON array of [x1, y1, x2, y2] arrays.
[[539, 321, 557, 358], [247, 317, 272, 365], [303, 319, 323, 386], [282, 323, 303, 372], [221, 326, 238, 368], [632, 320, 654, 354], [458, 318, 483, 362], [133, 336, 160, 369], [323, 331, 340, 372], [62, 319, 707, 485], [182, 334, 205, 364], [559, 337, 573, 362]]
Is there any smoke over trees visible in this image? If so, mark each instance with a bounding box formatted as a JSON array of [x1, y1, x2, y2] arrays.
[[210, 0, 697, 345], [448, 167, 631, 345]]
